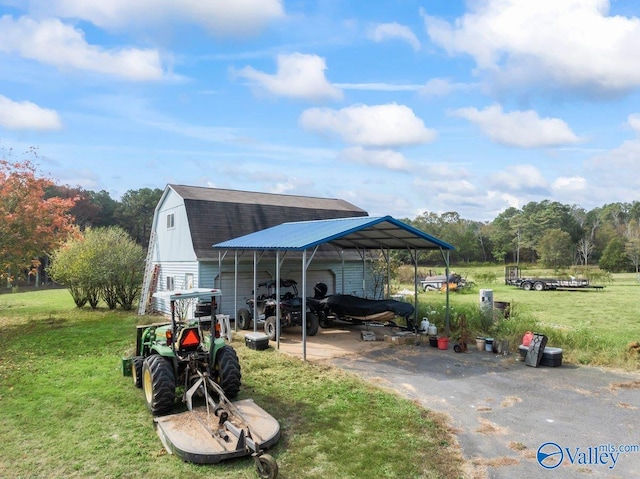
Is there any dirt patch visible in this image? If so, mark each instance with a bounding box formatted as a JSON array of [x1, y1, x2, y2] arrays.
[[500, 396, 522, 408], [508, 442, 527, 451], [472, 457, 520, 467], [608, 380, 640, 392], [475, 418, 508, 436]]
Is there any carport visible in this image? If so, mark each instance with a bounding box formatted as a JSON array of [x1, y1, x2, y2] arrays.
[[212, 215, 455, 360]]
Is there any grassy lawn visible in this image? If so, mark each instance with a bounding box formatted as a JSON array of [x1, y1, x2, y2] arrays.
[[0, 289, 466, 479]]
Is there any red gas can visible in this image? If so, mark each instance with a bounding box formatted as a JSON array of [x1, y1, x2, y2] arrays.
[[522, 331, 534, 347]]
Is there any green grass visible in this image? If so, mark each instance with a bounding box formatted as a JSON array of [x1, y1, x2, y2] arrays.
[[0, 289, 465, 479], [401, 266, 640, 369]]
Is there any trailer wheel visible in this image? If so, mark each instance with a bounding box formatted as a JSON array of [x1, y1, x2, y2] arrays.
[[306, 313, 319, 336], [212, 345, 241, 399], [142, 355, 175, 416], [131, 356, 144, 388], [237, 308, 252, 330], [256, 454, 278, 479], [534, 281, 545, 291], [522, 282, 532, 291], [265, 316, 278, 341]]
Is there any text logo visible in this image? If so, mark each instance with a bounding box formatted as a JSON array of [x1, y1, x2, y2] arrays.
[[537, 442, 564, 469]]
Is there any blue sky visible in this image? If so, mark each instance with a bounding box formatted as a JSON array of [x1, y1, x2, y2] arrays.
[[1, 0, 640, 221]]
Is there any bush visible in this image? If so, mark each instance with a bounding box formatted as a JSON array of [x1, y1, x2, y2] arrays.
[[48, 227, 145, 310]]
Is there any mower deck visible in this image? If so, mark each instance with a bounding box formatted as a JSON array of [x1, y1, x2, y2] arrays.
[[154, 399, 280, 464]]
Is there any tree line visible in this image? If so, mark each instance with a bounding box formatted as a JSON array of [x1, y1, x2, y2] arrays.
[[400, 200, 640, 273], [2, 158, 639, 296]]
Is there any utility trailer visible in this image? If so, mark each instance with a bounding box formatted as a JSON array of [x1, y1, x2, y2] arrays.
[[505, 266, 602, 291]]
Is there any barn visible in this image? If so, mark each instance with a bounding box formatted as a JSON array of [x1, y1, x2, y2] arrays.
[[140, 184, 371, 317]]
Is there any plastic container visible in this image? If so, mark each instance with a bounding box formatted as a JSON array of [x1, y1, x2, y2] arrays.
[[437, 337, 449, 350], [420, 318, 430, 334], [429, 336, 438, 347], [427, 324, 437, 336], [522, 331, 534, 347], [484, 337, 494, 352], [476, 336, 486, 351]]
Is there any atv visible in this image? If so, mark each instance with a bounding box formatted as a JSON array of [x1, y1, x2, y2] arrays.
[[125, 288, 241, 416], [237, 279, 319, 341]]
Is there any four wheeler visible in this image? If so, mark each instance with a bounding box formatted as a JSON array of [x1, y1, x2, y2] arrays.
[[237, 279, 319, 341], [123, 288, 279, 478]]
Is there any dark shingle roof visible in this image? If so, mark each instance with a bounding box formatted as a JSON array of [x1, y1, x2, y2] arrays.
[[168, 184, 368, 260]]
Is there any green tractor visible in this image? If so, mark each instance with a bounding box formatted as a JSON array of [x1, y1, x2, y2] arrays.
[[123, 288, 280, 478], [126, 288, 241, 415]]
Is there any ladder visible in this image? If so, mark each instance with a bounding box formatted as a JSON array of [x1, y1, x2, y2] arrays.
[[138, 231, 158, 315]]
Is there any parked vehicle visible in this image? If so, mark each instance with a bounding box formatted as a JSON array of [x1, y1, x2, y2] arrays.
[[237, 279, 319, 340], [122, 289, 279, 477], [419, 272, 470, 292]]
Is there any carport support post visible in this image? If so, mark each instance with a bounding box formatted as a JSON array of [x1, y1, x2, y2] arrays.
[[444, 250, 451, 337], [276, 251, 281, 351], [302, 249, 307, 361]]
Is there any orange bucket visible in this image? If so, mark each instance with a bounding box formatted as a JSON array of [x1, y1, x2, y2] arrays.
[[437, 337, 449, 350]]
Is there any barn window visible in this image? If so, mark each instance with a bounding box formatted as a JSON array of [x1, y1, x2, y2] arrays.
[[167, 213, 175, 229], [166, 276, 175, 290]]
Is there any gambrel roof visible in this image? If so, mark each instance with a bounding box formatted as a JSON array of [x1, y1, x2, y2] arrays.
[[165, 184, 368, 260]]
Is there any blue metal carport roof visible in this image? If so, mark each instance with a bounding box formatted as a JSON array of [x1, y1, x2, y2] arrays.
[[212, 215, 455, 251], [211, 215, 455, 360]]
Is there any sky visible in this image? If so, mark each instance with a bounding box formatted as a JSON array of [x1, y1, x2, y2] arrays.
[[1, 0, 640, 222]]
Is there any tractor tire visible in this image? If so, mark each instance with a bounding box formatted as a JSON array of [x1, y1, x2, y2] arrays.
[[212, 345, 241, 399], [142, 355, 176, 416], [264, 316, 278, 341], [237, 308, 252, 330], [306, 312, 319, 336], [131, 356, 144, 388]]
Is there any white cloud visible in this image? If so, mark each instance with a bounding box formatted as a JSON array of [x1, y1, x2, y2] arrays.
[[19, 0, 285, 37], [299, 103, 437, 147], [369, 22, 421, 51], [234, 53, 343, 101], [628, 114, 640, 133], [340, 146, 412, 171], [334, 82, 423, 92], [0, 15, 165, 81], [423, 0, 640, 94], [419, 78, 473, 97], [0, 95, 63, 130], [451, 104, 582, 148], [551, 176, 587, 193], [489, 164, 549, 193]]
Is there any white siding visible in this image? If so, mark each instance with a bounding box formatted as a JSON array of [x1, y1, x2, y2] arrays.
[[155, 190, 196, 263], [151, 261, 199, 316]]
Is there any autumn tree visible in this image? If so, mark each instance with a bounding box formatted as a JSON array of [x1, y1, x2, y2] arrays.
[[0, 157, 76, 285]]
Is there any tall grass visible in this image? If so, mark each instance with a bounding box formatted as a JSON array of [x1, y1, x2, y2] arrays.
[[402, 266, 640, 370]]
